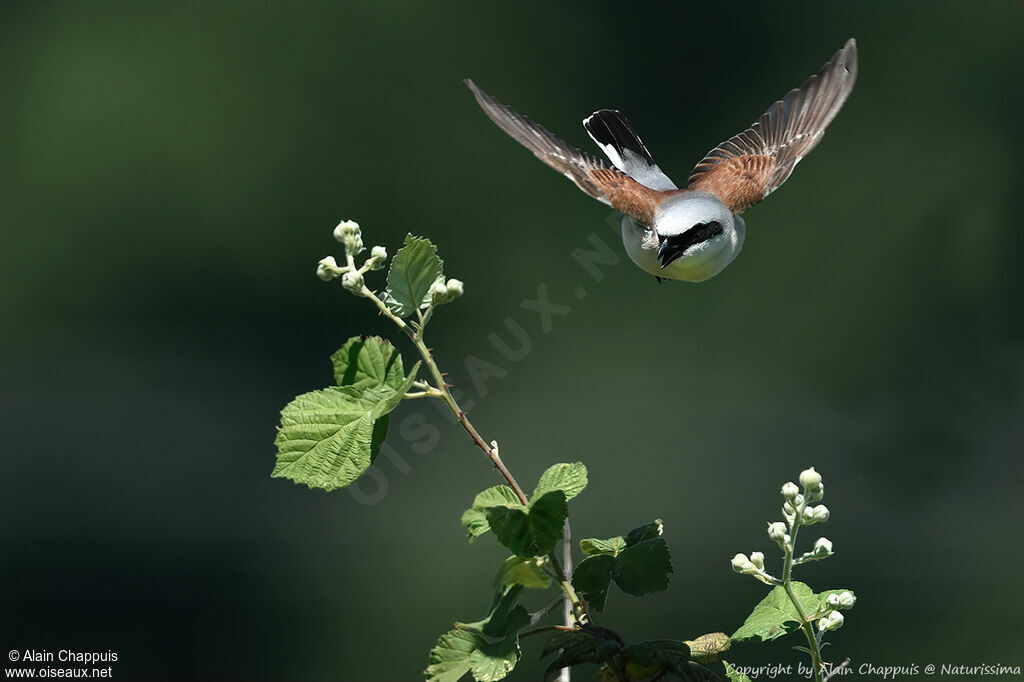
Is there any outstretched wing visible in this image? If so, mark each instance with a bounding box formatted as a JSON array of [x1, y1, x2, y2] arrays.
[[465, 79, 663, 224], [687, 39, 858, 214]]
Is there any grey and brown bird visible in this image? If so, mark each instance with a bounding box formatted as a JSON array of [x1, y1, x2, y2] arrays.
[[465, 39, 858, 282]]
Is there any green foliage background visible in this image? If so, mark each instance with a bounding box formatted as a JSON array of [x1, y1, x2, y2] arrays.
[[2, 2, 1022, 680]]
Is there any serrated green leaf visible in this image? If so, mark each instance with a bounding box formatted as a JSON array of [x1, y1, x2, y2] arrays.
[[427, 587, 529, 682], [457, 587, 530, 639], [579, 536, 626, 557], [612, 537, 673, 596], [571, 554, 615, 611], [383, 234, 444, 317], [469, 638, 519, 682], [730, 582, 818, 643], [486, 490, 567, 557], [330, 336, 406, 391], [272, 388, 389, 490], [621, 640, 690, 672], [425, 629, 477, 682], [541, 628, 623, 682], [620, 640, 721, 681], [272, 361, 419, 491], [624, 519, 664, 547], [723, 660, 754, 682], [462, 486, 522, 539], [494, 556, 552, 591], [532, 462, 588, 502]]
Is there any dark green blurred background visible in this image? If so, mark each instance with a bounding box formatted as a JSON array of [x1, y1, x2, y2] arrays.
[[2, 2, 1022, 680]]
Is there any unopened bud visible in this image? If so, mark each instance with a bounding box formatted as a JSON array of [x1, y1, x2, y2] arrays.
[[781, 482, 799, 500], [749, 551, 765, 570], [806, 505, 830, 524], [731, 553, 755, 574], [799, 467, 822, 491], [446, 278, 464, 298], [341, 270, 365, 294], [817, 610, 845, 632], [837, 591, 856, 608], [333, 219, 360, 242], [371, 245, 387, 260], [767, 522, 788, 546], [316, 256, 344, 281], [813, 537, 833, 558]]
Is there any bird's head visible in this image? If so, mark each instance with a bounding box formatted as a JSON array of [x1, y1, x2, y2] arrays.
[[655, 192, 735, 269]]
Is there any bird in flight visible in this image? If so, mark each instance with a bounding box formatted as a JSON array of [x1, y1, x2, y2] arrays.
[[465, 39, 858, 282]]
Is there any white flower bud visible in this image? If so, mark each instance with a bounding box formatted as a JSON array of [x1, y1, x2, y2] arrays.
[[838, 591, 856, 608], [428, 277, 448, 305], [809, 505, 830, 524], [731, 553, 753, 573], [827, 593, 841, 608], [817, 610, 845, 632], [316, 256, 344, 281], [749, 551, 765, 570], [333, 219, 360, 242], [341, 270, 365, 294], [446, 278, 464, 298], [371, 245, 387, 260], [799, 467, 822, 491], [813, 537, 833, 557], [781, 482, 799, 500], [767, 522, 788, 547]]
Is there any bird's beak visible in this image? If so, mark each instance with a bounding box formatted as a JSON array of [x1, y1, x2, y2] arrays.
[[658, 238, 687, 269]]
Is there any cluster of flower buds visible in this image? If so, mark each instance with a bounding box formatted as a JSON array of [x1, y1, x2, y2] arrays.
[[817, 609, 845, 632], [733, 467, 837, 580], [333, 219, 364, 255], [316, 220, 389, 295], [824, 590, 857, 610], [730, 551, 776, 585], [428, 275, 464, 306]]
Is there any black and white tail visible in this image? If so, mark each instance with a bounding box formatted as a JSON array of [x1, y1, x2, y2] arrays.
[[584, 110, 677, 191]]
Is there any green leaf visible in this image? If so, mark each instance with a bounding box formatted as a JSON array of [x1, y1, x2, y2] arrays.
[[612, 537, 673, 596], [571, 554, 615, 611], [624, 519, 664, 547], [426, 587, 529, 682], [730, 582, 818, 643], [457, 587, 530, 639], [579, 536, 626, 557], [572, 523, 673, 611], [541, 628, 624, 682], [272, 383, 402, 491], [383, 234, 444, 317], [469, 640, 519, 682], [486, 490, 567, 557], [494, 556, 552, 591], [620, 640, 689, 676], [424, 629, 477, 682], [461, 486, 522, 539], [532, 462, 588, 502], [330, 336, 406, 391], [723, 660, 754, 682]]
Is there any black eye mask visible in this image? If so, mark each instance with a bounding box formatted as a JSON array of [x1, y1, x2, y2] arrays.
[[658, 221, 725, 268]]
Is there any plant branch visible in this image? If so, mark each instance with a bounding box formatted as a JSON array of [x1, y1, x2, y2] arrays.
[[782, 502, 825, 682]]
